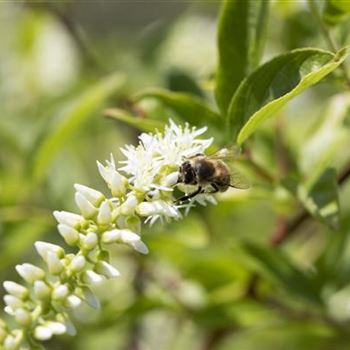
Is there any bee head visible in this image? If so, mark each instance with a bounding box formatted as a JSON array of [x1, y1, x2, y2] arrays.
[[178, 161, 196, 185]]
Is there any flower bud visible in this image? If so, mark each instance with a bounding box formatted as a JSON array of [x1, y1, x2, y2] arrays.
[[121, 194, 138, 215], [81, 232, 98, 251], [82, 270, 104, 285], [34, 326, 52, 341], [102, 229, 149, 254], [162, 171, 179, 187], [35, 241, 64, 261], [75, 193, 97, 219], [46, 251, 64, 275], [4, 331, 23, 350], [66, 295, 82, 308], [3, 281, 28, 299], [16, 264, 45, 284], [4, 295, 23, 310], [53, 211, 84, 228], [46, 321, 66, 335], [14, 308, 31, 326], [74, 184, 104, 206], [70, 255, 86, 273], [52, 284, 69, 301], [57, 224, 80, 246], [97, 161, 127, 197], [97, 200, 112, 225], [137, 200, 179, 218], [33, 281, 51, 300], [94, 261, 120, 278]]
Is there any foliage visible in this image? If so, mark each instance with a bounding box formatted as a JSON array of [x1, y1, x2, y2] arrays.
[[2, 0, 350, 349]]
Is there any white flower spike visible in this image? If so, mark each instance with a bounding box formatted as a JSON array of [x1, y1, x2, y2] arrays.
[[0, 120, 216, 349]]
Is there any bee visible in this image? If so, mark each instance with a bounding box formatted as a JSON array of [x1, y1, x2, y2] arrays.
[[176, 146, 250, 203]]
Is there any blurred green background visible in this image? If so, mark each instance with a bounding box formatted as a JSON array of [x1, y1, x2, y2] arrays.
[[2, 1, 350, 349]]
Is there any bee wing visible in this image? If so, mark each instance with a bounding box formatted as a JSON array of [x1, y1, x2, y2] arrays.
[[206, 144, 242, 161], [228, 167, 251, 189], [220, 162, 251, 190]]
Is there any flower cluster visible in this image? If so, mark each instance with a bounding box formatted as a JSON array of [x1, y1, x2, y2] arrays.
[[0, 120, 214, 349]]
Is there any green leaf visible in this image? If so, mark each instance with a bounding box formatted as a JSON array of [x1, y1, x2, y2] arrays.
[[243, 241, 321, 304], [323, 0, 350, 25], [31, 73, 125, 183], [134, 88, 221, 127], [215, 0, 270, 114], [104, 108, 165, 132], [300, 92, 350, 185], [299, 168, 340, 230], [228, 47, 348, 144]]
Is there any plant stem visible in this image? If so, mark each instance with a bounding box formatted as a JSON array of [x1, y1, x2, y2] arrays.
[[307, 0, 350, 88]]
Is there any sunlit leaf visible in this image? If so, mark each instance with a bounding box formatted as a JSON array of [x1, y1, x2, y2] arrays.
[[134, 88, 221, 127], [228, 47, 347, 144], [215, 0, 270, 114], [30, 73, 125, 183]]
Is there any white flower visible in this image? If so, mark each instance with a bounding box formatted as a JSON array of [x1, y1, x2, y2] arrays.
[[81, 232, 98, 251], [34, 326, 52, 341], [57, 224, 80, 246], [4, 295, 23, 310], [46, 321, 66, 335], [53, 211, 84, 228], [118, 119, 213, 221], [66, 295, 82, 308], [102, 229, 149, 254], [52, 284, 69, 300], [46, 251, 64, 275], [14, 309, 31, 326], [33, 281, 51, 300], [16, 264, 45, 284], [95, 261, 120, 278], [70, 255, 86, 272], [82, 270, 104, 285], [3, 330, 23, 349], [3, 282, 28, 300], [74, 184, 104, 206], [137, 200, 181, 220], [35, 241, 64, 261], [97, 200, 112, 225], [120, 194, 138, 215], [75, 192, 98, 219], [97, 154, 127, 197]]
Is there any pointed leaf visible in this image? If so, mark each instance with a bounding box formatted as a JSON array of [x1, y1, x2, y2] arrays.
[[134, 88, 221, 127], [215, 0, 270, 113], [227, 47, 347, 144]]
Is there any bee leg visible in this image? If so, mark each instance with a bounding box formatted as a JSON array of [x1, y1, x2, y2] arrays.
[[176, 186, 203, 203], [207, 183, 220, 194]]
